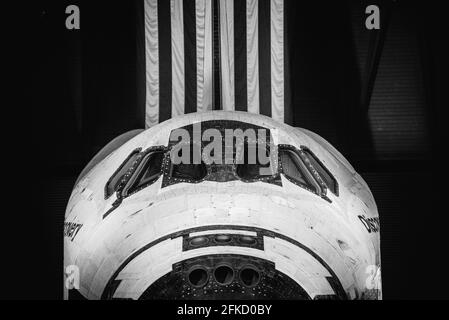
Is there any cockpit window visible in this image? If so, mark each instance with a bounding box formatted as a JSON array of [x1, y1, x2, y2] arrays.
[[302, 148, 338, 195], [171, 162, 208, 181], [235, 140, 276, 180], [124, 150, 164, 195], [170, 143, 208, 182], [279, 148, 320, 194], [105, 149, 140, 199]]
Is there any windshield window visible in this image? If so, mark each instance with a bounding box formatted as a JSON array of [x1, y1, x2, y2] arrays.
[[105, 150, 140, 198], [170, 143, 208, 181], [235, 140, 276, 180], [303, 149, 338, 195], [280, 148, 320, 193], [125, 150, 164, 194], [163, 120, 280, 187]]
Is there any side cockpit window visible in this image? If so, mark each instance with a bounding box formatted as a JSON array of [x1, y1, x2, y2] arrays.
[[105, 149, 141, 199], [302, 148, 338, 195], [123, 150, 165, 196], [279, 148, 320, 194]]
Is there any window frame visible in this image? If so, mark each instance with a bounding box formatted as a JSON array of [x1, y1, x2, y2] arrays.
[[104, 148, 142, 199], [234, 138, 280, 183], [120, 146, 167, 198], [278, 145, 323, 196], [163, 141, 210, 186], [301, 146, 339, 196], [161, 140, 281, 187]]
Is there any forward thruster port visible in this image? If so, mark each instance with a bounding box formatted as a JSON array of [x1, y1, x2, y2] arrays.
[[213, 265, 234, 285], [240, 266, 260, 287], [238, 236, 257, 245], [214, 234, 232, 243], [188, 267, 208, 287], [189, 236, 209, 246]]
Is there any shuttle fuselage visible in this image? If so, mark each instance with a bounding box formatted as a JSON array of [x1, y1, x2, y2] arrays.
[[64, 111, 381, 300]]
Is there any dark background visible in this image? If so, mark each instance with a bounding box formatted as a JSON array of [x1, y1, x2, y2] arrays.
[[5, 0, 448, 299]]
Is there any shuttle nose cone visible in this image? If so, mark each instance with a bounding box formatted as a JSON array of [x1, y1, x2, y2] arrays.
[[139, 254, 310, 300], [100, 196, 349, 300]]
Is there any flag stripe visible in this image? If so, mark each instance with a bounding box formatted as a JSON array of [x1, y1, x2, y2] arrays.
[[170, 0, 185, 118], [270, 0, 284, 122], [145, 0, 290, 128], [246, 0, 260, 114], [234, 0, 247, 111], [144, 0, 159, 128], [196, 0, 213, 112], [220, 0, 235, 111], [283, 0, 292, 125], [184, 0, 197, 113], [157, 0, 172, 123], [258, 0, 271, 117]]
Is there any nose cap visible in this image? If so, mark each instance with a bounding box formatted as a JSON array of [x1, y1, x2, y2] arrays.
[[139, 254, 310, 300]]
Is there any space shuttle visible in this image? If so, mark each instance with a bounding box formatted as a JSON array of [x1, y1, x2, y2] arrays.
[[64, 111, 382, 300]]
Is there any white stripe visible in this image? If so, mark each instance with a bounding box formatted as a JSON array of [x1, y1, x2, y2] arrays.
[[271, 0, 284, 122], [246, 0, 260, 114], [144, 0, 159, 128], [196, 0, 213, 112], [189, 230, 258, 237], [219, 0, 235, 111], [171, 0, 185, 118]]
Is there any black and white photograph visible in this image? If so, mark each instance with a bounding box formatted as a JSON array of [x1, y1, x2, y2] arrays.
[[3, 0, 448, 306]]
